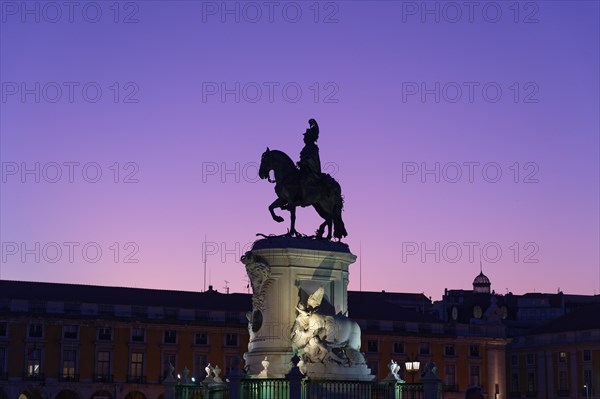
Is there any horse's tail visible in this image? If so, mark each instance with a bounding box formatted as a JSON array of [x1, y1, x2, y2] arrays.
[[333, 193, 347, 239]]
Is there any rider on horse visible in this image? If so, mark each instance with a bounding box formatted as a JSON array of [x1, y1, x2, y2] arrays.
[[298, 119, 323, 205]]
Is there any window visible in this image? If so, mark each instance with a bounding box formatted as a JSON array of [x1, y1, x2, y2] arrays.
[[0, 347, 6, 375], [526, 371, 536, 392], [98, 328, 112, 341], [419, 342, 430, 355], [469, 365, 480, 386], [164, 330, 177, 344], [130, 352, 143, 377], [97, 351, 111, 376], [469, 344, 480, 357], [131, 328, 145, 342], [163, 352, 176, 378], [28, 324, 43, 338], [27, 348, 41, 376], [225, 355, 239, 375], [0, 322, 7, 337], [526, 353, 535, 365], [195, 332, 208, 345], [557, 351, 567, 362], [558, 370, 568, 391], [444, 345, 455, 356], [367, 340, 379, 353], [63, 325, 78, 340], [393, 342, 404, 354], [194, 353, 208, 377], [511, 354, 518, 366], [62, 350, 76, 378], [225, 333, 238, 347], [583, 349, 591, 362], [444, 364, 456, 385], [511, 373, 519, 393]]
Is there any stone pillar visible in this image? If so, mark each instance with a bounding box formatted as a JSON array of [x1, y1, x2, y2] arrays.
[[286, 355, 304, 399], [421, 361, 442, 399], [241, 237, 357, 378], [487, 341, 507, 399], [537, 352, 547, 398], [163, 374, 176, 399], [226, 368, 244, 399]]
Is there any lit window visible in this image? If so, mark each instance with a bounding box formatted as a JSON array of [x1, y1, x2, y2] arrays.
[[559, 352, 567, 362], [62, 350, 76, 378], [27, 348, 41, 376], [97, 351, 111, 376], [130, 352, 143, 377]]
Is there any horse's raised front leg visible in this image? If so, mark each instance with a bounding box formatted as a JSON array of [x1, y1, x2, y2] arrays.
[[269, 198, 287, 223]]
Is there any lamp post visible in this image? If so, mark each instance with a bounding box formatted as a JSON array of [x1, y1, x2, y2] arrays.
[[404, 355, 420, 383]]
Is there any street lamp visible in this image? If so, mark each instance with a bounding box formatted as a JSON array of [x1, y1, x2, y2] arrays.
[[404, 355, 420, 383], [584, 384, 589, 399]]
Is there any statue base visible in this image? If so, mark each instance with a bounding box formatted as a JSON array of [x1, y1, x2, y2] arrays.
[[241, 237, 372, 381]]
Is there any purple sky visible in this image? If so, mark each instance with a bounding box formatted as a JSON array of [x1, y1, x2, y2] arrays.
[[1, 1, 599, 300]]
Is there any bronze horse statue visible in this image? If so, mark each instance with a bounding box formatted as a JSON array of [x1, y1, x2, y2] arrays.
[[259, 148, 347, 240]]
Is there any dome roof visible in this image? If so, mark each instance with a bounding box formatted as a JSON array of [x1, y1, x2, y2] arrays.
[[473, 272, 491, 286]]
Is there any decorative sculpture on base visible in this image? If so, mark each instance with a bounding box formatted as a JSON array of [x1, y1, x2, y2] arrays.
[[290, 287, 372, 380]]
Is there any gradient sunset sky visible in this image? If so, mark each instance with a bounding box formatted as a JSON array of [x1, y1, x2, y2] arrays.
[[1, 1, 598, 300]]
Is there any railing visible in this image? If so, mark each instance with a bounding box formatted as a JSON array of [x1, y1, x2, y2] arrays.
[[93, 374, 114, 383], [242, 378, 289, 399], [397, 383, 424, 399], [176, 383, 229, 399], [303, 379, 378, 399], [59, 373, 80, 382]]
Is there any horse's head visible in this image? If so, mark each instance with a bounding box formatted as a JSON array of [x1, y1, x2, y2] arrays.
[[259, 147, 273, 180]]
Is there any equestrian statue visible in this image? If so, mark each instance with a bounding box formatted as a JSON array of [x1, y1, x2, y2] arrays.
[[258, 119, 348, 240]]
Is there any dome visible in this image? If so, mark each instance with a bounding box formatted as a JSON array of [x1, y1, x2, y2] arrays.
[[473, 272, 491, 294]]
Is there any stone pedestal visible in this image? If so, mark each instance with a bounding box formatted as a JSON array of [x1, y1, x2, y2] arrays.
[[241, 237, 367, 379]]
